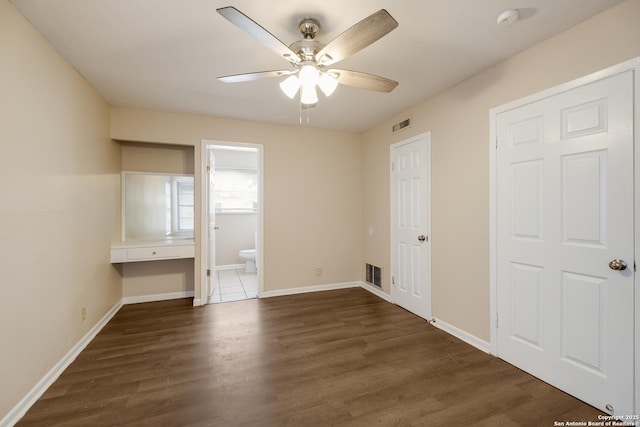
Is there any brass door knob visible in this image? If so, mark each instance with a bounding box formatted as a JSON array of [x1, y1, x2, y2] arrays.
[[608, 259, 627, 271]]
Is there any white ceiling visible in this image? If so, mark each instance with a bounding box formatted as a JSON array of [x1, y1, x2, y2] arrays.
[[11, 0, 624, 132]]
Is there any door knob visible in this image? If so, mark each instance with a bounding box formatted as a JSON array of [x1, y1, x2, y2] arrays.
[[608, 259, 627, 271], [418, 235, 427, 242]]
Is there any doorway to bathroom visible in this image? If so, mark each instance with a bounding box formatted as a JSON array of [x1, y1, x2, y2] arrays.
[[202, 142, 263, 304]]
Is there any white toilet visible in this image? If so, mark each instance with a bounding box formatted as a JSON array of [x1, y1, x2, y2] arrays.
[[238, 249, 256, 273], [238, 230, 257, 273]]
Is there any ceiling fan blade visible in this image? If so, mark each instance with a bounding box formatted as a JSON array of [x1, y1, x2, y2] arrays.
[[218, 70, 295, 83], [328, 69, 398, 92], [316, 9, 398, 66], [217, 6, 300, 64]]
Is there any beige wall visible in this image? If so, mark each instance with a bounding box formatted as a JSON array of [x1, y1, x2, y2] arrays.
[[118, 143, 196, 298], [111, 109, 364, 300], [121, 259, 195, 298], [0, 1, 121, 420], [121, 142, 195, 174], [362, 0, 640, 342]]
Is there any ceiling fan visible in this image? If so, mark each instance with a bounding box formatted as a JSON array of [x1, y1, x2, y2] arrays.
[[216, 6, 399, 106]]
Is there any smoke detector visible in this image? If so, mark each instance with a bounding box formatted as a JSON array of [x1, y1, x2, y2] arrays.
[[497, 9, 519, 26]]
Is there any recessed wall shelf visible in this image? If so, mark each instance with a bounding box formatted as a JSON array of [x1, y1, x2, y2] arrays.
[[110, 239, 195, 263]]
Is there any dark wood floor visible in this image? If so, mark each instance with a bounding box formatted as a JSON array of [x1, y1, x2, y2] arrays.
[[18, 288, 602, 426]]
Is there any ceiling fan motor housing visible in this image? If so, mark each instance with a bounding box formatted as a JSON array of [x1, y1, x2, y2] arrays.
[[289, 39, 324, 62], [299, 18, 320, 40]]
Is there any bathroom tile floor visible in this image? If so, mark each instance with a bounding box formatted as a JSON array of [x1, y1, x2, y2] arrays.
[[207, 268, 257, 303]]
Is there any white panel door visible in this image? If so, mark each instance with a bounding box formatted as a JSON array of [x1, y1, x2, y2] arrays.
[[496, 71, 634, 415], [207, 150, 216, 300], [391, 134, 431, 320]]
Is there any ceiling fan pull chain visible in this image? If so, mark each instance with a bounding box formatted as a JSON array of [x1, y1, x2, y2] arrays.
[[297, 97, 311, 126]]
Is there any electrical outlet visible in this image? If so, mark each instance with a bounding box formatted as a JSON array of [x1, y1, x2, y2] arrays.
[[316, 267, 322, 276], [81, 307, 86, 321]]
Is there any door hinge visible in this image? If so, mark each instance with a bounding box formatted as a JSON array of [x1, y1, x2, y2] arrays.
[[207, 165, 211, 172], [206, 269, 211, 277], [392, 276, 395, 285], [391, 162, 395, 171]]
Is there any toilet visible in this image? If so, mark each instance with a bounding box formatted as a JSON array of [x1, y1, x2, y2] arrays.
[[238, 249, 256, 273], [238, 230, 257, 273]]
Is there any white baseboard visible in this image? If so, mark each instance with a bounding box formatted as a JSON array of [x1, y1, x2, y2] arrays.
[[215, 264, 245, 271], [355, 286, 488, 354], [258, 281, 391, 301], [258, 281, 393, 302], [359, 281, 392, 302], [430, 316, 491, 353], [122, 291, 194, 305], [1, 300, 122, 427], [259, 281, 360, 298]]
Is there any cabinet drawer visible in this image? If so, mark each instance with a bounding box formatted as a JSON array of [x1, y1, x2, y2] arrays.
[[127, 246, 183, 261], [110, 241, 195, 263]]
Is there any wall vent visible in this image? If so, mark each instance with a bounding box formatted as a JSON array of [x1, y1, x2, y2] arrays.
[[365, 263, 382, 288], [392, 117, 412, 133]]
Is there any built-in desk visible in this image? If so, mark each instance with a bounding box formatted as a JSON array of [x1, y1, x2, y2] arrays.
[[110, 239, 195, 263]]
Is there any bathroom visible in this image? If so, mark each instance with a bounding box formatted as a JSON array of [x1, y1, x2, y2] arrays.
[[206, 144, 259, 303]]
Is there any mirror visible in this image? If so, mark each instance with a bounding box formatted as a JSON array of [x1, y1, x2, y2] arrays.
[[122, 171, 194, 241]]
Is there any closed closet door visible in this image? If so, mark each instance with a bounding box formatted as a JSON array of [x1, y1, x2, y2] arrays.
[[496, 71, 634, 415], [391, 133, 431, 320]]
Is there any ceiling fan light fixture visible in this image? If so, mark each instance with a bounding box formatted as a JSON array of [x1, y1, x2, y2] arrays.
[[318, 72, 338, 97], [279, 75, 300, 98], [300, 83, 318, 105], [299, 64, 321, 104], [299, 64, 319, 87]]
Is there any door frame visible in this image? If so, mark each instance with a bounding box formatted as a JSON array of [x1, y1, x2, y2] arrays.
[[198, 139, 264, 304], [489, 56, 640, 414], [390, 132, 432, 320]]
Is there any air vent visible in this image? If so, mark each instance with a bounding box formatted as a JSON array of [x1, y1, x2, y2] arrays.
[[365, 263, 382, 288], [392, 117, 411, 133]]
